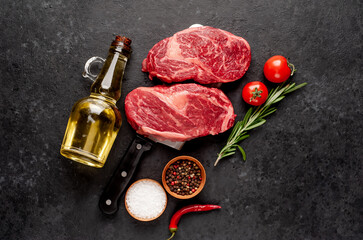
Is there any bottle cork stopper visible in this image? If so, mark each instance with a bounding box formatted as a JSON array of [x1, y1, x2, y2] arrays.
[[112, 35, 132, 46]]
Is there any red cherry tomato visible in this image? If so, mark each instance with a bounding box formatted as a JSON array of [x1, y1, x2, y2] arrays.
[[242, 81, 268, 106], [263, 55, 294, 83]]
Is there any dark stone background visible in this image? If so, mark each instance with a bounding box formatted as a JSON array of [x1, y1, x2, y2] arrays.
[[1, 0, 362, 239]]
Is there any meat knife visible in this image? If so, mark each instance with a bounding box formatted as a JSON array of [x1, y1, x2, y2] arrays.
[[98, 134, 184, 215]]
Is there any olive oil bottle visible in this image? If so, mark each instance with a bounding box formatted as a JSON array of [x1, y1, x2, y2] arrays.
[[60, 36, 131, 168]]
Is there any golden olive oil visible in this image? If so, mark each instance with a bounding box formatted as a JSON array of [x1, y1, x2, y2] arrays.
[[60, 36, 131, 168], [61, 95, 122, 167]]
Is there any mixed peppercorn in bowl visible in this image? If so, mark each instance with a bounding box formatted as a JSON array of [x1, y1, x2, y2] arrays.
[[162, 156, 206, 199]]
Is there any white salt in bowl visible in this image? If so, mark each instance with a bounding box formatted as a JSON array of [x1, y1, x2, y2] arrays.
[[125, 179, 167, 221]]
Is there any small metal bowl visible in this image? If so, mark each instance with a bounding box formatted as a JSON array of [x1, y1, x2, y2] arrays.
[[125, 179, 167, 221], [162, 156, 206, 199]]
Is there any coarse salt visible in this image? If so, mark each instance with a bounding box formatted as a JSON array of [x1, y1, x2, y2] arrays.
[[125, 179, 167, 220]]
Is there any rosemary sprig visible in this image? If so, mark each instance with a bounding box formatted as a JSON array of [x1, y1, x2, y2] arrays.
[[214, 81, 307, 166]]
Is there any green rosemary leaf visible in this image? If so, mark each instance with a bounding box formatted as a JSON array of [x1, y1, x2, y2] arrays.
[[221, 152, 236, 158], [268, 88, 286, 104], [273, 96, 285, 104], [284, 82, 307, 94], [233, 144, 246, 161], [222, 146, 237, 154], [285, 82, 296, 92], [238, 134, 250, 142], [259, 105, 272, 116], [245, 119, 266, 130], [267, 84, 283, 101], [227, 122, 241, 142], [242, 107, 253, 126], [268, 86, 278, 97], [259, 108, 277, 119]]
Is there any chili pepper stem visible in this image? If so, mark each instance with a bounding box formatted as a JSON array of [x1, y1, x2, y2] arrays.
[[167, 232, 176, 240]]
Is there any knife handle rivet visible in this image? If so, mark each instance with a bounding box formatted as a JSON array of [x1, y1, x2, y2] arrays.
[[106, 199, 112, 205], [136, 144, 142, 150], [121, 171, 127, 177]]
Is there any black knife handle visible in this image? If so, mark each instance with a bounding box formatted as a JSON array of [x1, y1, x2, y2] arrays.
[[99, 135, 153, 215]]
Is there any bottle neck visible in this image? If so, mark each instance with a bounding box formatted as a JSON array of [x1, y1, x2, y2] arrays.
[[90, 45, 130, 101]]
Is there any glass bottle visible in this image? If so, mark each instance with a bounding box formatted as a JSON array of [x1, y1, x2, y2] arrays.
[[60, 36, 132, 168]]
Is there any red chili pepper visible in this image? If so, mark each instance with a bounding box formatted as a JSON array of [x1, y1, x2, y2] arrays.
[[167, 204, 221, 240]]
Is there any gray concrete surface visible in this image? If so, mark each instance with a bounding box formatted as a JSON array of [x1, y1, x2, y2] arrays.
[[1, 0, 362, 239]]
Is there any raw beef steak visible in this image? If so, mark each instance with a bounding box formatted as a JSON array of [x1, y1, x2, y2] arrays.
[[142, 26, 251, 84], [125, 83, 236, 142]]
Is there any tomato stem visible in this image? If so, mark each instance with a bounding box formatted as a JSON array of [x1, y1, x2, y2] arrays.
[[287, 61, 296, 76], [249, 87, 263, 102]]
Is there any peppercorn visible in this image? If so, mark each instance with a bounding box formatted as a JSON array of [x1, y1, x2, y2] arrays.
[[165, 159, 202, 196]]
